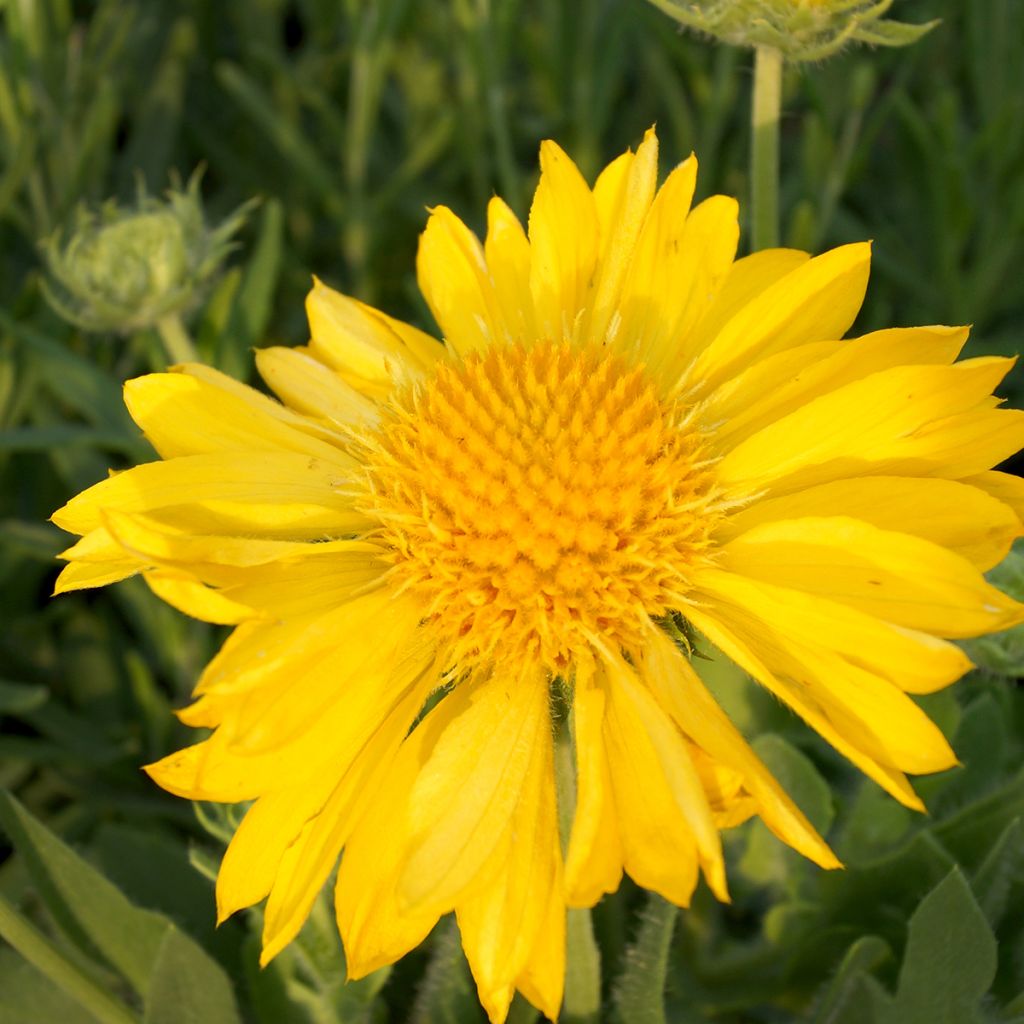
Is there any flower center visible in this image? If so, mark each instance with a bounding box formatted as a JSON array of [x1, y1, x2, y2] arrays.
[[359, 341, 722, 674]]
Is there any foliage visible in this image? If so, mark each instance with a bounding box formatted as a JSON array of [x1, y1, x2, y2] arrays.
[[1, 0, 1022, 1020]]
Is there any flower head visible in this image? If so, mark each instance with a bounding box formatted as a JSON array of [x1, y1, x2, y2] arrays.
[[52, 129, 1024, 1023], [41, 173, 252, 335], [646, 0, 938, 61]]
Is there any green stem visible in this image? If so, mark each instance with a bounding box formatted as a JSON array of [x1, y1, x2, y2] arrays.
[[750, 44, 783, 251], [611, 893, 678, 1024], [155, 313, 198, 365], [0, 894, 139, 1024], [555, 723, 602, 1024]]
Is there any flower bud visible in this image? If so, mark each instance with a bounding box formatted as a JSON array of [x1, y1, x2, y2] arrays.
[[41, 173, 254, 335], [646, 0, 938, 62]]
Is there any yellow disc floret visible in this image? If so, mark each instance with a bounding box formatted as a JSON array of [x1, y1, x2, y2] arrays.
[[357, 341, 724, 674]]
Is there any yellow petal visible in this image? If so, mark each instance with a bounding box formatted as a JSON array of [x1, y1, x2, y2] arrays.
[[720, 516, 1024, 638], [417, 205, 505, 356], [528, 139, 599, 343], [564, 661, 623, 907], [484, 197, 535, 344], [399, 670, 550, 912], [965, 470, 1024, 525], [583, 127, 659, 347], [599, 653, 721, 905], [513, 885, 566, 1024], [143, 570, 253, 624], [688, 242, 871, 394], [639, 627, 839, 869], [123, 371, 347, 462], [306, 277, 439, 393], [707, 325, 970, 449], [260, 672, 434, 965], [685, 247, 811, 355], [51, 452, 366, 540], [216, 781, 339, 922], [457, 718, 561, 1024], [718, 357, 1017, 495], [683, 597, 925, 810], [690, 571, 959, 780], [592, 150, 634, 257], [334, 707, 444, 980], [720, 476, 1022, 572], [256, 346, 380, 426]]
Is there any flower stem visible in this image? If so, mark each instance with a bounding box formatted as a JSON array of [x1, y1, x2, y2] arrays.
[[751, 44, 783, 251], [555, 724, 601, 1024], [155, 313, 199, 365], [0, 894, 139, 1024]]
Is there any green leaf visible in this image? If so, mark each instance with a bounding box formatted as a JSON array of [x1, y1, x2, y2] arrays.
[[0, 790, 167, 997], [141, 928, 239, 1024], [875, 869, 996, 1024], [0, 947, 100, 1024]]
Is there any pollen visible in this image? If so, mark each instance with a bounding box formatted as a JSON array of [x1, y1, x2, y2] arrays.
[[358, 341, 723, 673]]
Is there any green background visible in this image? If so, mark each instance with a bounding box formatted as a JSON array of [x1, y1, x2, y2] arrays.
[[2, 1, 1024, 1022]]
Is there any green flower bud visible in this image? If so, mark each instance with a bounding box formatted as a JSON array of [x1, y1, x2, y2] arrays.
[[40, 173, 254, 335], [646, 0, 938, 62]]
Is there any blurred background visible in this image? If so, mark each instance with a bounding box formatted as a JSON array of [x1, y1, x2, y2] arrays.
[[2, 2, 1023, 1022]]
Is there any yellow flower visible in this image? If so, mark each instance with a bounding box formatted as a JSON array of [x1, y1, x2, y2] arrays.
[[52, 128, 1024, 1023]]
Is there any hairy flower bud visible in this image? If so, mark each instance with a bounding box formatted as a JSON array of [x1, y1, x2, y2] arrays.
[[646, 0, 937, 61], [40, 173, 254, 335]]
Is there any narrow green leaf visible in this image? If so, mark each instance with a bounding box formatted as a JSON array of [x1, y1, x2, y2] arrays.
[[0, 947, 100, 1024], [0, 791, 167, 997], [0, 894, 138, 1024]]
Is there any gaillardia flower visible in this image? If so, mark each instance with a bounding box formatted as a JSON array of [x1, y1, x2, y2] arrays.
[[53, 129, 1024, 1022]]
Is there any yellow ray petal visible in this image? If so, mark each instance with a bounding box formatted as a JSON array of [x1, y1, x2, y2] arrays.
[[399, 670, 550, 912], [683, 597, 926, 810], [599, 652, 725, 905], [721, 516, 1024, 638], [687, 242, 871, 394], [484, 197, 535, 344], [528, 139, 599, 343], [685, 247, 811, 355], [583, 127, 659, 348], [143, 570, 253, 624], [306, 277, 440, 393], [51, 452, 365, 539], [720, 476, 1022, 571], [592, 150, 634, 257], [335, 707, 444, 981], [706, 325, 970, 449], [513, 878, 567, 1024], [693, 567, 971, 694], [256, 346, 380, 426], [417, 205, 506, 356], [216, 780, 339, 922], [124, 370, 347, 462], [639, 627, 838, 869], [717, 357, 1017, 495], [965, 470, 1024, 525], [457, 718, 561, 1024], [564, 661, 623, 908], [261, 673, 435, 965]]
